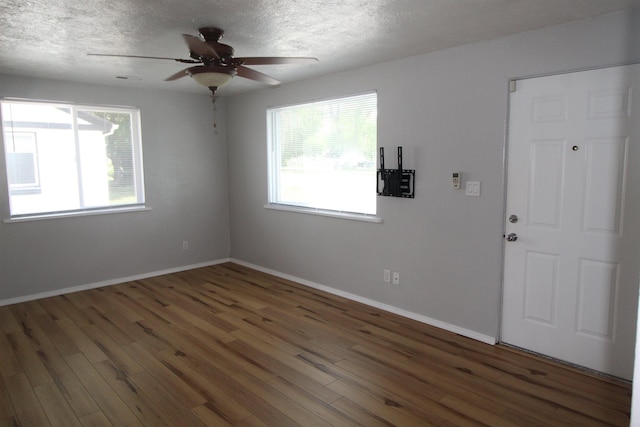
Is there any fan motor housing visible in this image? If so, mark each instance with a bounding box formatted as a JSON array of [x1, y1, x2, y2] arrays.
[[199, 27, 234, 59]]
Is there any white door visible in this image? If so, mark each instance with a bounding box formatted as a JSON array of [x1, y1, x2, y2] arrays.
[[502, 64, 640, 380]]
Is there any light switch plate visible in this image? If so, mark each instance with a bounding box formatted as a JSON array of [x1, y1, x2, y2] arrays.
[[465, 181, 480, 196]]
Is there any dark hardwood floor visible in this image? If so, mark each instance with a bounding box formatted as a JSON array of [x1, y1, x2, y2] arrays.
[[0, 263, 631, 426]]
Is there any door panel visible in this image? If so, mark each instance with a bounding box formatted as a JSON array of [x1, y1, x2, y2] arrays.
[[523, 251, 558, 325], [582, 137, 627, 234], [577, 259, 618, 340], [502, 64, 640, 380], [529, 140, 565, 228]]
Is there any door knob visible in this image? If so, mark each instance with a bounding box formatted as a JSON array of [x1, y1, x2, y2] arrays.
[[506, 233, 518, 242]]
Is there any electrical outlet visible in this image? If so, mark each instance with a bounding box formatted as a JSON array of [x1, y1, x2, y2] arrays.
[[182, 240, 189, 250], [392, 272, 400, 285], [383, 269, 391, 283]]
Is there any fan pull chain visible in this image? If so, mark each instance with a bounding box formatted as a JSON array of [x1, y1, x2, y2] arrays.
[[212, 96, 218, 132]]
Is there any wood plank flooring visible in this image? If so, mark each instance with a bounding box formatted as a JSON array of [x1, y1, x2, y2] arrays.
[[0, 262, 631, 426]]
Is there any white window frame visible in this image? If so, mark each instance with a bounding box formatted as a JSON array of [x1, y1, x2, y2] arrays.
[[0, 98, 147, 221], [266, 92, 381, 223]]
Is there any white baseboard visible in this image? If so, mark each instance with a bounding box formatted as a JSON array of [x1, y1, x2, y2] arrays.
[[231, 259, 497, 346], [0, 258, 231, 307]]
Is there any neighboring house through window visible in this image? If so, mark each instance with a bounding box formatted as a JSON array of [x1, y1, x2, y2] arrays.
[[1, 99, 145, 219], [5, 131, 39, 193]]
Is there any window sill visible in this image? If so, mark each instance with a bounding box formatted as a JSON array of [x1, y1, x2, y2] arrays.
[[264, 203, 383, 223], [3, 205, 151, 223]]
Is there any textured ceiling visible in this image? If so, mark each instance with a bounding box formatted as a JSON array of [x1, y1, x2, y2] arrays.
[[0, 0, 638, 96]]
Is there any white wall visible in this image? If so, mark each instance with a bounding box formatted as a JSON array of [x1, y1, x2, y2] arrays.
[[225, 9, 640, 340], [0, 76, 231, 302]]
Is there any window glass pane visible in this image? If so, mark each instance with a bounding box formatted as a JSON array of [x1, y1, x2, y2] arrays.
[[1, 99, 144, 218], [85, 111, 137, 205], [268, 92, 377, 215]]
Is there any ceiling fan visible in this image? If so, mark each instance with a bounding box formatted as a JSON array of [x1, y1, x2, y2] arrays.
[[89, 27, 318, 95]]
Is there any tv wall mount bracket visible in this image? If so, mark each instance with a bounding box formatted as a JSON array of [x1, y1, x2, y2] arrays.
[[377, 146, 415, 198]]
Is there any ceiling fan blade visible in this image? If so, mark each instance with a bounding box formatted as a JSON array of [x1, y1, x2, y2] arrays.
[[182, 34, 219, 58], [236, 65, 280, 85], [235, 57, 318, 66], [88, 53, 198, 63], [165, 67, 195, 81]]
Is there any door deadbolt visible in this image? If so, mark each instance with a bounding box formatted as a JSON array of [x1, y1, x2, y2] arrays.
[[508, 214, 518, 223]]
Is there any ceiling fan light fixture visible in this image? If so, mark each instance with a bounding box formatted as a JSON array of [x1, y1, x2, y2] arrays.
[[88, 28, 318, 94], [188, 66, 236, 88]]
